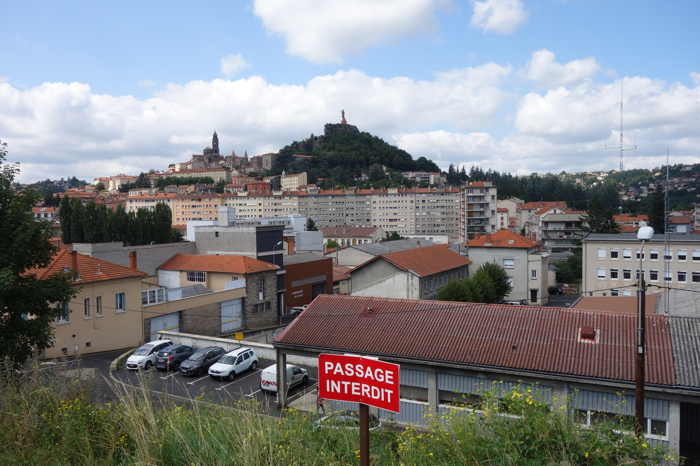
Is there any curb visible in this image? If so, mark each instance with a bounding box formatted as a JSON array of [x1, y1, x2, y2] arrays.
[[110, 347, 136, 372]]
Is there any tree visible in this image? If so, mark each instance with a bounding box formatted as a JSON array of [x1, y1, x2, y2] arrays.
[[94, 182, 105, 191], [584, 184, 620, 234], [437, 279, 469, 301], [325, 239, 340, 249], [476, 263, 512, 300], [59, 195, 72, 244], [0, 141, 75, 369], [306, 218, 318, 231], [554, 249, 582, 285], [153, 202, 173, 244], [69, 200, 85, 243], [646, 189, 665, 233], [382, 231, 403, 242]]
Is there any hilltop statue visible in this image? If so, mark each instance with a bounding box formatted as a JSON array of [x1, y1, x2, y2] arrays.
[[212, 131, 220, 155], [341, 110, 347, 125]]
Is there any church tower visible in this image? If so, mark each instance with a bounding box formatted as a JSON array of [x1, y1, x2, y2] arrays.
[[212, 131, 220, 155]]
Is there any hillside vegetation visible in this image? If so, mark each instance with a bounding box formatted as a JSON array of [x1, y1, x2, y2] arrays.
[[273, 123, 439, 188], [0, 373, 673, 465]]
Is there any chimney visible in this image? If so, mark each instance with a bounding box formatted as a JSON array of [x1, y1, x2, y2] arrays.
[[129, 251, 138, 271], [579, 326, 597, 342], [70, 250, 79, 280], [284, 236, 296, 255]]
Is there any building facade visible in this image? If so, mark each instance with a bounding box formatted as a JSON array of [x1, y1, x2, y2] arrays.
[[460, 181, 497, 240], [541, 212, 586, 253]]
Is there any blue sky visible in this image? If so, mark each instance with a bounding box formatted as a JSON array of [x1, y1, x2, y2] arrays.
[[2, 0, 699, 182]]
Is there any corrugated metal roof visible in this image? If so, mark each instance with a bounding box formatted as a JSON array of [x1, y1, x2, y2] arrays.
[[668, 317, 700, 387], [275, 295, 676, 386]]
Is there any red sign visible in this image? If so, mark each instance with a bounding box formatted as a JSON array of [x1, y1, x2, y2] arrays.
[[318, 354, 400, 413]]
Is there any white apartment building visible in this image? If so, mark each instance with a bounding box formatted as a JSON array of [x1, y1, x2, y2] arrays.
[[460, 181, 497, 241], [582, 233, 700, 316], [281, 172, 308, 191]]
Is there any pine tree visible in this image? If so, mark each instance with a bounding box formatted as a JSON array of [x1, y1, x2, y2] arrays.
[[83, 202, 98, 243], [59, 195, 72, 244], [0, 141, 75, 369], [69, 200, 85, 243]]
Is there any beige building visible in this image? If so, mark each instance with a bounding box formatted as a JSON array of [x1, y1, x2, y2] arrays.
[[467, 229, 550, 305], [320, 226, 384, 246], [582, 232, 700, 316], [281, 172, 308, 191], [169, 195, 224, 224], [159, 167, 231, 184], [33, 250, 147, 359]]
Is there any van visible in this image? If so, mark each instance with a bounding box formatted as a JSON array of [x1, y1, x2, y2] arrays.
[[260, 363, 308, 393]]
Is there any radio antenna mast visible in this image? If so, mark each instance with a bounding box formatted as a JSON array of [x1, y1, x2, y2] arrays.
[[607, 80, 637, 171]]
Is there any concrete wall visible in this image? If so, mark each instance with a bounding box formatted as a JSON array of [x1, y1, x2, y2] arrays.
[[468, 247, 530, 302], [195, 228, 258, 256], [329, 248, 375, 267], [73, 241, 196, 276], [418, 266, 469, 300], [47, 276, 143, 359], [243, 270, 278, 328], [350, 260, 417, 299]]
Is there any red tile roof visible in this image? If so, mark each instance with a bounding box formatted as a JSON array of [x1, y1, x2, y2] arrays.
[[468, 229, 538, 249], [496, 207, 508, 213], [29, 250, 146, 284], [32, 207, 58, 213], [159, 254, 279, 274], [519, 201, 566, 211], [669, 216, 691, 224], [614, 214, 649, 223], [320, 226, 380, 238], [355, 244, 470, 277], [274, 295, 674, 386]]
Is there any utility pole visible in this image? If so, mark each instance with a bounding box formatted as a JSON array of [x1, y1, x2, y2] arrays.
[[635, 268, 646, 436]]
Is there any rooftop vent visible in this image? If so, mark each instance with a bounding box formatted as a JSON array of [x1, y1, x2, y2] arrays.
[[578, 326, 598, 343], [507, 239, 515, 245]]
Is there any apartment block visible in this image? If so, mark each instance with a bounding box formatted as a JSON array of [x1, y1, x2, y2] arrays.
[[460, 181, 497, 241], [541, 212, 586, 253], [280, 171, 308, 191], [582, 233, 700, 316]]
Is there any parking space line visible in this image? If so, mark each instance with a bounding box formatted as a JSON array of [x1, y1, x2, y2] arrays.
[[245, 388, 262, 398], [215, 369, 260, 392], [186, 374, 210, 385], [160, 372, 178, 380]]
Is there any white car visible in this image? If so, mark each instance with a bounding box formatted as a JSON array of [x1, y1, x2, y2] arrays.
[[208, 347, 258, 380], [125, 339, 173, 370], [260, 363, 308, 393]]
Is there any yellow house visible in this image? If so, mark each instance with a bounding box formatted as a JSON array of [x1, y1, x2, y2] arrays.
[[32, 250, 147, 359]]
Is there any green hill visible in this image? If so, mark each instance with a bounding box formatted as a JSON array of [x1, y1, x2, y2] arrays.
[[272, 122, 439, 188]]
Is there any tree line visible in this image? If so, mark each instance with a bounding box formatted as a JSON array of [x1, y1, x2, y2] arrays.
[[59, 197, 181, 245]]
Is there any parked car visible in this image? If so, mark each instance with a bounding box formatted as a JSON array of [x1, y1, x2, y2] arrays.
[[209, 347, 258, 380], [179, 346, 225, 376], [260, 363, 308, 393], [125, 340, 173, 370], [313, 410, 382, 431], [155, 345, 194, 371]]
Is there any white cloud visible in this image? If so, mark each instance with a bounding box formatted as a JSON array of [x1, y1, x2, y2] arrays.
[[691, 72, 700, 86], [523, 49, 599, 87], [220, 54, 250, 78], [253, 0, 441, 63], [138, 79, 158, 88], [470, 0, 527, 34], [1, 64, 509, 182]]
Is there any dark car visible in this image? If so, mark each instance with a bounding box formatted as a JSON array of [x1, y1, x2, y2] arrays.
[[155, 345, 194, 371], [179, 346, 225, 376]]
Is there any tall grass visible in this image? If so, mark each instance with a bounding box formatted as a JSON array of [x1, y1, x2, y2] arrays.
[[0, 372, 676, 465]]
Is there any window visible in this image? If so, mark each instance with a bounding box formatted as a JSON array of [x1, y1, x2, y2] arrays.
[[96, 296, 102, 317], [574, 409, 668, 440], [635, 269, 644, 280], [597, 248, 606, 259], [678, 271, 687, 282], [693, 250, 700, 262], [664, 270, 672, 282], [611, 289, 619, 296], [56, 302, 70, 323], [141, 288, 166, 305], [623, 269, 632, 280], [623, 289, 633, 296], [265, 301, 271, 311], [531, 269, 537, 279], [115, 292, 126, 312], [187, 271, 206, 283], [609, 269, 619, 279], [664, 248, 672, 261], [257, 278, 265, 298], [693, 272, 700, 283], [83, 298, 91, 318], [678, 249, 688, 261], [649, 270, 659, 281], [649, 249, 659, 260], [622, 249, 632, 259], [596, 268, 606, 279], [503, 259, 515, 269], [635, 250, 644, 260], [610, 249, 619, 259]]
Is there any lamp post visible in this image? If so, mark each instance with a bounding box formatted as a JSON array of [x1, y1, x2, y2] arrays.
[[635, 222, 654, 437]]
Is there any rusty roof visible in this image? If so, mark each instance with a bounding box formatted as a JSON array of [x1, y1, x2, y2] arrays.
[[159, 253, 279, 274], [274, 295, 675, 386], [353, 244, 470, 278], [29, 250, 146, 284], [573, 294, 660, 315]]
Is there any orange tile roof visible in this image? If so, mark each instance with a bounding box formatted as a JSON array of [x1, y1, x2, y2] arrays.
[[669, 216, 691, 224], [159, 254, 279, 274], [574, 294, 660, 315], [32, 207, 58, 213], [497, 207, 508, 213], [29, 250, 145, 283], [614, 214, 649, 223], [332, 265, 352, 282], [519, 201, 567, 211], [468, 229, 539, 249], [356, 244, 470, 277]]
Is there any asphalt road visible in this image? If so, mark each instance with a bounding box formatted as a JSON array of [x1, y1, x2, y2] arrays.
[[112, 358, 318, 416]]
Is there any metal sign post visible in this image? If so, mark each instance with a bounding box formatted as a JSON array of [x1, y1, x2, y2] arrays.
[[359, 403, 370, 466]]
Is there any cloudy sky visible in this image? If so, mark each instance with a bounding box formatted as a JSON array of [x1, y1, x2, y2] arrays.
[[2, 0, 700, 183]]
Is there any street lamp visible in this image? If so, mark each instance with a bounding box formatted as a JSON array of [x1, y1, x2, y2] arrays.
[[635, 222, 654, 436]]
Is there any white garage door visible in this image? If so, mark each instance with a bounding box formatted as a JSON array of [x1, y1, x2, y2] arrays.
[[150, 312, 180, 340], [221, 299, 243, 333]]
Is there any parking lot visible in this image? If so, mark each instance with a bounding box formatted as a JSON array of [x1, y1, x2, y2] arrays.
[[112, 358, 318, 416]]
